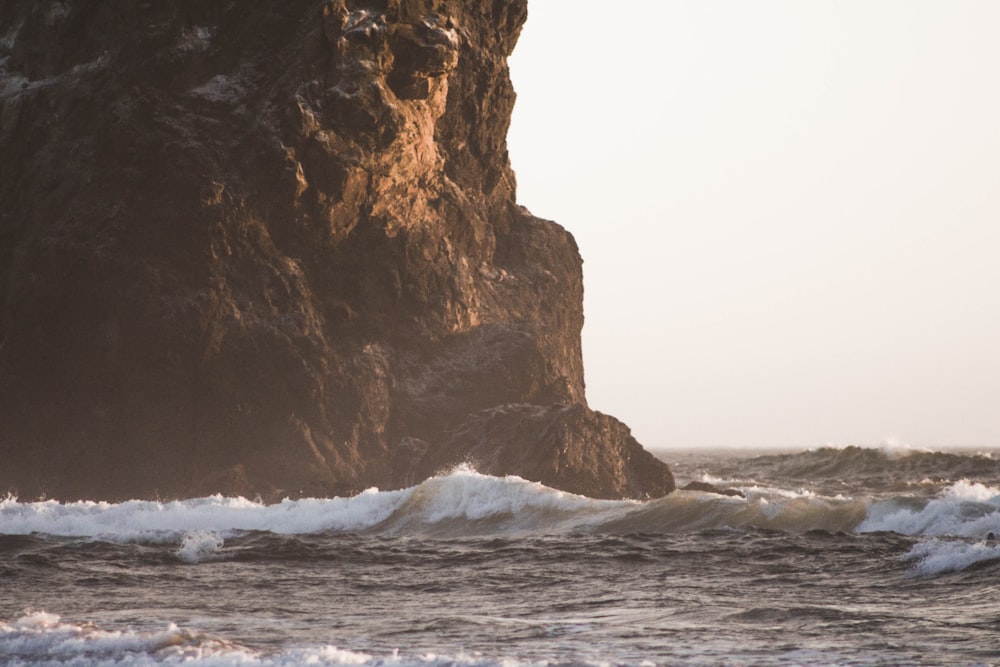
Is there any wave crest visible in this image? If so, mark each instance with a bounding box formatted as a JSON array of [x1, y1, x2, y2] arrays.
[[903, 538, 1000, 577], [859, 481, 1000, 537], [0, 468, 872, 540], [3, 465, 999, 543], [0, 612, 241, 665]]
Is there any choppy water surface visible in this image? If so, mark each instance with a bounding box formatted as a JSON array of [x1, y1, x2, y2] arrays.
[[4, 446, 1000, 666]]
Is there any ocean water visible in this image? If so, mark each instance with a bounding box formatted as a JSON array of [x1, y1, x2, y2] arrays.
[[3, 445, 1000, 666]]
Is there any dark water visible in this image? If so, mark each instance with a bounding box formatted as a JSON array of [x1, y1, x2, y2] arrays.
[[4, 445, 1000, 666]]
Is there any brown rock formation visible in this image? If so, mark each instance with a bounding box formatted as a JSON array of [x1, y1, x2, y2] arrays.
[[0, 0, 674, 501], [680, 482, 745, 499]]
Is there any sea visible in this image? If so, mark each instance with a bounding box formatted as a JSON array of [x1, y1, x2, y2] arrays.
[[3, 443, 1000, 667]]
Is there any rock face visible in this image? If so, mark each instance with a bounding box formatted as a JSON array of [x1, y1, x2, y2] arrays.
[[0, 0, 674, 501]]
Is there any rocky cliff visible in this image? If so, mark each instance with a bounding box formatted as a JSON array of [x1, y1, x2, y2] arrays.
[[0, 0, 674, 501]]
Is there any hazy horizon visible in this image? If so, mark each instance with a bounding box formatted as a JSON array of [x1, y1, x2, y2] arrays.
[[508, 0, 1000, 451]]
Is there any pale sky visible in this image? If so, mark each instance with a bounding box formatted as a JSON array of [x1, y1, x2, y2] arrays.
[[507, 0, 1000, 450]]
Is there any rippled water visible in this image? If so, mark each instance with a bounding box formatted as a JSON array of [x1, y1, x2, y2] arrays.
[[3, 446, 1000, 666]]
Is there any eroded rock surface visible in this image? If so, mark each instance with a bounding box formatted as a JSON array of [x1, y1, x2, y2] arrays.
[[0, 0, 674, 501]]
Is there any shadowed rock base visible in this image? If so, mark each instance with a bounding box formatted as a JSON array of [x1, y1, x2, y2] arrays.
[[0, 0, 674, 501]]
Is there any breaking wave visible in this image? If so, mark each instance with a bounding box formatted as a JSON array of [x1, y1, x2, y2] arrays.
[[860, 480, 1000, 537], [0, 468, 868, 547], [0, 612, 537, 667], [858, 479, 1000, 576], [1, 465, 994, 544], [902, 538, 1000, 577], [4, 449, 1000, 575]]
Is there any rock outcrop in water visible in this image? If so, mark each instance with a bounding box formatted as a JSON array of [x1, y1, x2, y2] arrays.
[[0, 0, 675, 501]]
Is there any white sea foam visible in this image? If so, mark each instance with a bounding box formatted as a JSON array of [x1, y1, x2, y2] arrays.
[[877, 436, 931, 460], [693, 473, 827, 504], [0, 469, 627, 541], [177, 530, 225, 564], [0, 612, 574, 666], [743, 485, 821, 501], [396, 466, 627, 530], [0, 612, 242, 666], [3, 468, 997, 545], [0, 487, 410, 541], [903, 538, 1000, 577], [941, 479, 1000, 502], [858, 480, 1000, 537], [818, 437, 931, 460]]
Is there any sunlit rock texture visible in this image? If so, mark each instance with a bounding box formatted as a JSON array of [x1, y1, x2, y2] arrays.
[[0, 0, 674, 501]]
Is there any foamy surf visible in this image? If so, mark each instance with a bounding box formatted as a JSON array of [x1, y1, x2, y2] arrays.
[[4, 466, 999, 547], [0, 469, 629, 543], [177, 530, 226, 564], [4, 447, 1000, 667], [851, 479, 1000, 577], [902, 538, 1000, 577], [0, 613, 245, 666], [0, 613, 533, 667], [0, 468, 869, 544], [5, 456, 1000, 578], [858, 480, 1000, 537]]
